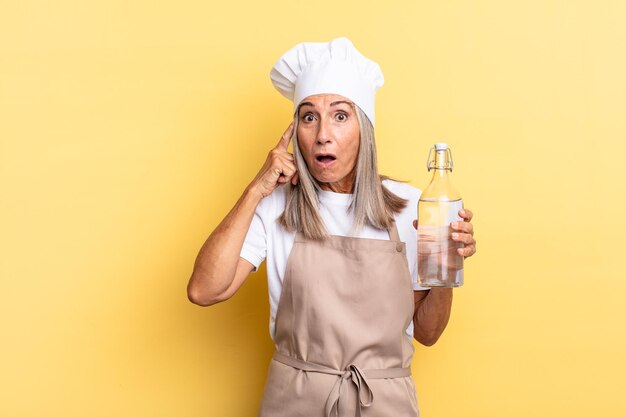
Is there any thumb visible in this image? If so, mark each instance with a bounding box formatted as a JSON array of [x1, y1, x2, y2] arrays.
[[291, 171, 299, 185]]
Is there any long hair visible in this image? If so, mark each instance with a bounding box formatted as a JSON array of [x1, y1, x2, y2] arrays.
[[278, 104, 408, 240]]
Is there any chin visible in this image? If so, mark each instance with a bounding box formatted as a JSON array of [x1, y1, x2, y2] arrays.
[[312, 173, 335, 184]]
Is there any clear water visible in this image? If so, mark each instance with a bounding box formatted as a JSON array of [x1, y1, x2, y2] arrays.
[[417, 199, 464, 287]]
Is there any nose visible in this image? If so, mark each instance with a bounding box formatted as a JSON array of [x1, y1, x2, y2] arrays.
[[316, 118, 332, 145]]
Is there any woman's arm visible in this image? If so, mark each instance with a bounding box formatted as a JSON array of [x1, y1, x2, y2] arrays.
[[411, 207, 476, 345], [412, 288, 453, 346], [187, 187, 263, 306], [187, 123, 298, 306]]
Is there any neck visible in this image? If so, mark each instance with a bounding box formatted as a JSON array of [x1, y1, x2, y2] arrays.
[[319, 183, 352, 193]]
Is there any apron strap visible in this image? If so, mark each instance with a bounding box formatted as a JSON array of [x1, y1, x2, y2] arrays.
[[388, 220, 401, 243]]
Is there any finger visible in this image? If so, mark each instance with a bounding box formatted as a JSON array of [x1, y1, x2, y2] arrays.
[[412, 219, 418, 230], [279, 160, 297, 177], [281, 171, 296, 183], [450, 221, 473, 235], [291, 171, 299, 185], [269, 168, 284, 185], [275, 172, 291, 184], [277, 122, 295, 150], [451, 232, 475, 245], [279, 171, 297, 185], [459, 208, 473, 222], [274, 162, 297, 184], [457, 244, 476, 258], [270, 158, 296, 177], [279, 153, 294, 165]]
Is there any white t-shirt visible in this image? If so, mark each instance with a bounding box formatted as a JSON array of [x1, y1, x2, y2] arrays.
[[240, 179, 430, 342]]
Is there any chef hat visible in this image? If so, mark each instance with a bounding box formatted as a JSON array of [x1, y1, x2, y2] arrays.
[[269, 37, 384, 127]]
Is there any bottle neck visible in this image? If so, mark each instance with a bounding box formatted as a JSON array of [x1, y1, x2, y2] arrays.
[[430, 149, 453, 174], [428, 149, 452, 185], [431, 167, 450, 180], [422, 146, 461, 201]]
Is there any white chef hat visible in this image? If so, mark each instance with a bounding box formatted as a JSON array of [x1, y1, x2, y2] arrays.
[[269, 37, 384, 127]]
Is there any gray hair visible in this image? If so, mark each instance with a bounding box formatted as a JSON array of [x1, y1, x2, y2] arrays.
[[278, 104, 408, 240]]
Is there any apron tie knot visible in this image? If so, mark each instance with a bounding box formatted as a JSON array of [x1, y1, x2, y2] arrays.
[[271, 351, 412, 417], [324, 363, 374, 417]]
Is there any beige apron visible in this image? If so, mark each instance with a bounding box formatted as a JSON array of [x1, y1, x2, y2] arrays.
[[259, 221, 419, 417]]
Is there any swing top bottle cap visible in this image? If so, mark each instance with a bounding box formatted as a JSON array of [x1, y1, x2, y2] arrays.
[[434, 142, 448, 150]]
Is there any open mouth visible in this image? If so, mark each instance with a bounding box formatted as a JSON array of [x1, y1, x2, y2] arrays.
[[315, 154, 337, 163]]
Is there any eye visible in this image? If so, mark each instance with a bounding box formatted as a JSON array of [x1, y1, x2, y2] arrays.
[[302, 113, 316, 122], [335, 112, 348, 121]]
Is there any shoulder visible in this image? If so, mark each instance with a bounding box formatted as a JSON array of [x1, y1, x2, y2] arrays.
[[382, 178, 422, 203], [382, 178, 422, 227]]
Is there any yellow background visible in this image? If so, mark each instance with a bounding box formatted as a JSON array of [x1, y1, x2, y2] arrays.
[[1, 1, 624, 416]]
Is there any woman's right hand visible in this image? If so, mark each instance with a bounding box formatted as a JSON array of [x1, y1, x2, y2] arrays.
[[248, 122, 299, 198]]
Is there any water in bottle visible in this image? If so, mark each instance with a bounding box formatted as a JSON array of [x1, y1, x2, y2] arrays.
[[417, 143, 464, 287]]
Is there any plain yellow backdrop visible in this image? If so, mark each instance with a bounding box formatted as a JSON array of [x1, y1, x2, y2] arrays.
[[1, 1, 624, 416]]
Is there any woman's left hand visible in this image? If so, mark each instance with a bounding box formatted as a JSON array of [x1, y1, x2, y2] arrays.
[[451, 208, 476, 259], [412, 208, 477, 259]]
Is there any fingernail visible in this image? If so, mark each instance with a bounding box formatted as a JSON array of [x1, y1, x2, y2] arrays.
[[460, 209, 465, 214], [452, 233, 459, 238], [451, 222, 457, 228]]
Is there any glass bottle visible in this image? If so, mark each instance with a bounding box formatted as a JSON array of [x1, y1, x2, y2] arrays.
[[417, 143, 464, 287]]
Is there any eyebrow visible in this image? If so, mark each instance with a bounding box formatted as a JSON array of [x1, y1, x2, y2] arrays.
[[298, 100, 354, 111]]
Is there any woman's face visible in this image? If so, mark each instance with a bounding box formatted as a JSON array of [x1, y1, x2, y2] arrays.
[[296, 94, 360, 193]]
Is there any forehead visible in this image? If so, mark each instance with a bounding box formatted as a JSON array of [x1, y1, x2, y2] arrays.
[[298, 94, 354, 110]]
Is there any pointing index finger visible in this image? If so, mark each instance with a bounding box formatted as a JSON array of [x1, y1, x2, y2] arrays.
[[277, 122, 294, 150]]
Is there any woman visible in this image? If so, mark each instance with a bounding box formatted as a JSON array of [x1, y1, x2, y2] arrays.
[[187, 37, 477, 417]]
